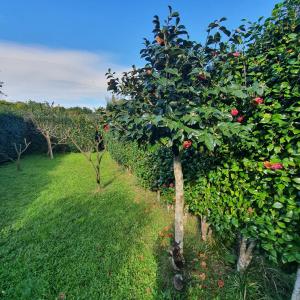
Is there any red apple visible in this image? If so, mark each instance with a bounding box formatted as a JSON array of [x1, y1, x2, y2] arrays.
[[103, 124, 110, 132], [231, 108, 239, 116], [253, 97, 264, 105], [270, 162, 283, 170], [236, 116, 244, 123], [183, 140, 192, 149], [155, 36, 165, 46]]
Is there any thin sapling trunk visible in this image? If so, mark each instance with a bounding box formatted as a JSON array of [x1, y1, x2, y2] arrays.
[[157, 189, 161, 202], [173, 154, 185, 253], [69, 133, 105, 192], [0, 138, 32, 171], [94, 148, 104, 192], [13, 139, 31, 171], [169, 151, 185, 276]]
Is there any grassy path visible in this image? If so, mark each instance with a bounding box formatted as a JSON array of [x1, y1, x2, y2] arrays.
[[0, 154, 292, 300], [0, 153, 182, 299]]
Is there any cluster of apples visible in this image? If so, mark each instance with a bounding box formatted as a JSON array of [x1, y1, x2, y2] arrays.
[[231, 97, 264, 123]]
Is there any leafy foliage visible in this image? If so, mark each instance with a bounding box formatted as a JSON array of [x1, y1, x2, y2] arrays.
[[106, 0, 300, 267], [107, 136, 173, 190], [106, 7, 252, 153]]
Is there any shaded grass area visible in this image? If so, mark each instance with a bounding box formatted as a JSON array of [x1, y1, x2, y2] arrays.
[[0, 154, 293, 299], [154, 215, 293, 300]]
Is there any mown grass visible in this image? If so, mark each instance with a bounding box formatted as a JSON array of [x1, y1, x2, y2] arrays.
[[0, 154, 293, 299], [0, 153, 170, 299]]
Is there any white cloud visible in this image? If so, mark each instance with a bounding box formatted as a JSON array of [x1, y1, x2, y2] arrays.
[[0, 41, 128, 108]]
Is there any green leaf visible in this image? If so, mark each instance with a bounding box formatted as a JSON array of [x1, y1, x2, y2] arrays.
[[287, 33, 297, 40], [231, 89, 247, 99], [219, 26, 231, 36], [171, 12, 179, 17], [203, 132, 215, 151], [260, 113, 272, 123], [164, 68, 179, 76], [273, 202, 283, 209], [293, 178, 300, 184], [232, 218, 239, 227]]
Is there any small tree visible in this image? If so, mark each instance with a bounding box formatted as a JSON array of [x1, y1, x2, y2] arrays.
[[0, 138, 31, 171], [106, 7, 252, 271], [66, 113, 106, 192], [29, 102, 68, 159]]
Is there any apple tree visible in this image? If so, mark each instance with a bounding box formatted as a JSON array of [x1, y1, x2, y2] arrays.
[[28, 102, 69, 159], [66, 110, 107, 192], [106, 7, 252, 266]]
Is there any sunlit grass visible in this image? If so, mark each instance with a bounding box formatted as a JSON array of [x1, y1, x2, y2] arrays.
[[0, 153, 173, 299], [0, 154, 293, 299]]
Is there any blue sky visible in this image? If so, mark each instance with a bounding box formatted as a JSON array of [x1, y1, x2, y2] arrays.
[[0, 0, 279, 107]]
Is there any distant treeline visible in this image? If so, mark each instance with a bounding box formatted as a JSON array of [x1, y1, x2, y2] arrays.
[[0, 100, 95, 163]]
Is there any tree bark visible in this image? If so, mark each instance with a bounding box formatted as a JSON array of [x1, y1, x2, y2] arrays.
[[173, 154, 184, 253], [157, 189, 161, 202], [95, 166, 101, 192], [292, 265, 300, 300], [201, 216, 210, 242], [45, 132, 53, 159], [237, 236, 256, 272]]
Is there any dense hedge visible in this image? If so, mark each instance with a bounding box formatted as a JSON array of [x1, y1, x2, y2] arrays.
[[0, 112, 46, 162], [185, 0, 300, 265], [107, 134, 217, 190], [107, 135, 173, 189], [108, 127, 299, 267], [185, 158, 300, 264]]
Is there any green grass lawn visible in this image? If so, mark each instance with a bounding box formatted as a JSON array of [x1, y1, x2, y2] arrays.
[[0, 154, 293, 299]]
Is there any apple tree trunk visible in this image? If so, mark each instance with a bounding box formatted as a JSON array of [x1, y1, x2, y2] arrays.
[[45, 132, 53, 159], [16, 155, 21, 171], [173, 154, 184, 253], [237, 235, 256, 272]]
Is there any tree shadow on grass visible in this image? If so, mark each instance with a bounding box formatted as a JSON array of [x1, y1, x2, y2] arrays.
[[0, 155, 64, 237], [101, 172, 122, 189], [0, 174, 157, 299]]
